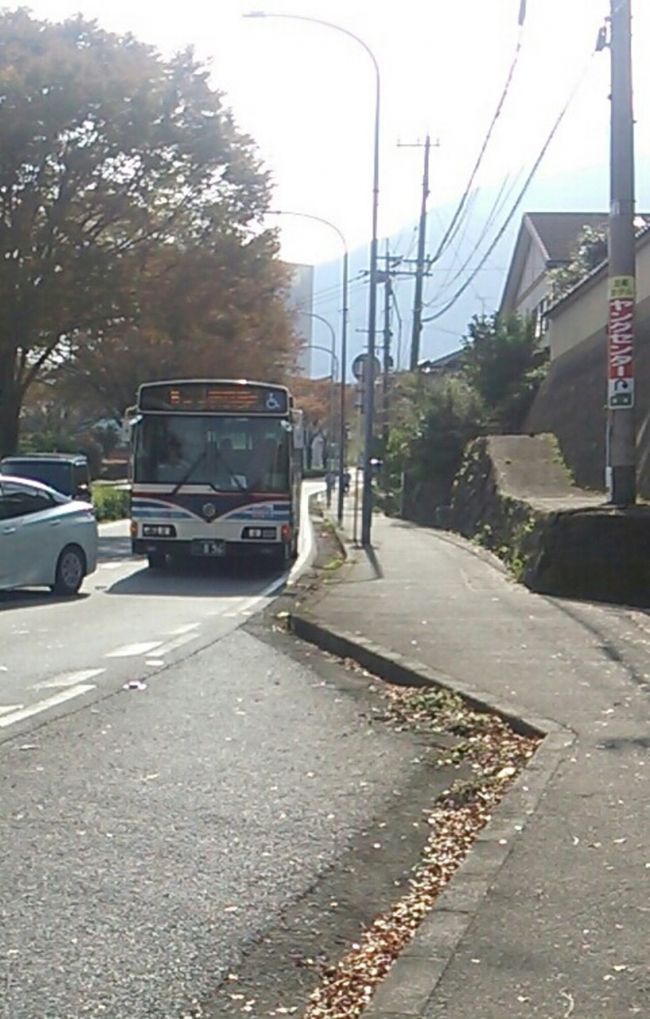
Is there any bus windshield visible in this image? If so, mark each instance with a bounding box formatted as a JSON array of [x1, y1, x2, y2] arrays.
[[134, 415, 291, 493]]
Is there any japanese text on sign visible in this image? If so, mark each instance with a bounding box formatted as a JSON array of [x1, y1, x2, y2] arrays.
[[609, 275, 635, 300], [607, 281, 635, 409]]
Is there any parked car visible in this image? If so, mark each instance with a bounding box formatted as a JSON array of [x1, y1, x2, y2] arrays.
[[0, 453, 92, 501], [0, 476, 98, 595]]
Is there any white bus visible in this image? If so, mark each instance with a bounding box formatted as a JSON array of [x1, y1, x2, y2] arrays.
[[129, 379, 303, 568]]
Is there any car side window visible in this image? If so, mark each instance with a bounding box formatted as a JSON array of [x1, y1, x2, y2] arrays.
[[0, 482, 54, 520]]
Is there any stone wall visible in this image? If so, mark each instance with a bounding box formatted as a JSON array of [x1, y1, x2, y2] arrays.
[[450, 434, 650, 604]]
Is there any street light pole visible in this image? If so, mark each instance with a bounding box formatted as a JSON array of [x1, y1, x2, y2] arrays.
[[244, 11, 380, 546], [268, 209, 349, 524]]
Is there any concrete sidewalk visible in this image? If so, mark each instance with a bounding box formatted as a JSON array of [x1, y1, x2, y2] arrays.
[[300, 510, 650, 1018]]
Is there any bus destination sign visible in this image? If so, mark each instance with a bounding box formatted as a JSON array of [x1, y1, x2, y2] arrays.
[[139, 382, 289, 415]]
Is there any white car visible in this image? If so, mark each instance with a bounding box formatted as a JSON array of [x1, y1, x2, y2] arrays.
[[0, 475, 98, 595]]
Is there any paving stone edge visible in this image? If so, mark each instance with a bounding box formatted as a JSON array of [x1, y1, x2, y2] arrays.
[[289, 612, 575, 1018]]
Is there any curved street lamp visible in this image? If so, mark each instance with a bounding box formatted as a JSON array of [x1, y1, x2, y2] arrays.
[[268, 208, 349, 524], [244, 10, 380, 547]]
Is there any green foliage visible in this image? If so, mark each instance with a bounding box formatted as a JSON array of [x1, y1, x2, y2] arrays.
[[548, 225, 608, 301], [93, 484, 129, 521], [461, 313, 548, 432], [382, 374, 485, 519], [382, 312, 549, 522]]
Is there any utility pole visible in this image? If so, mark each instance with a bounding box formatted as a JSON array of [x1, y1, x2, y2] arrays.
[[606, 0, 636, 504], [410, 134, 431, 370], [381, 241, 392, 447]]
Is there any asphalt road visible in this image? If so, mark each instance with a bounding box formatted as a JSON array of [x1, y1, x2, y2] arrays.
[[0, 486, 317, 739], [0, 485, 434, 1018]]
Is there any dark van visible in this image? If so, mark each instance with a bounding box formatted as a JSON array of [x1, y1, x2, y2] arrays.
[[0, 453, 92, 501]]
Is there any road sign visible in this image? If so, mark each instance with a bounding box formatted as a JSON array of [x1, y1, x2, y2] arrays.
[[351, 353, 381, 381]]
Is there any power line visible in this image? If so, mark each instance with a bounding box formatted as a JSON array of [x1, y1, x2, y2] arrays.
[[423, 49, 597, 325], [425, 170, 521, 308], [429, 6, 527, 267]]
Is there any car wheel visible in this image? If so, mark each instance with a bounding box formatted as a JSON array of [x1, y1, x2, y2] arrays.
[[147, 551, 167, 570], [51, 545, 86, 596]]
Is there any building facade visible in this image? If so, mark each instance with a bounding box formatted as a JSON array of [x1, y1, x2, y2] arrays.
[[499, 212, 612, 344], [286, 263, 314, 376]]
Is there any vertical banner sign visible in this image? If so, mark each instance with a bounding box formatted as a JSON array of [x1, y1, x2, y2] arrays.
[[607, 275, 635, 408]]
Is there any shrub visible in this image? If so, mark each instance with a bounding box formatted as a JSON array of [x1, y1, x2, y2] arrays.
[[93, 485, 129, 521]]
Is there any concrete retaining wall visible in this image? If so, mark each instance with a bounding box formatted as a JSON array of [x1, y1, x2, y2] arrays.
[[450, 434, 650, 604]]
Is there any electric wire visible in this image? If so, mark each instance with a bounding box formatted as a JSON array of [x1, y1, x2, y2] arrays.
[[429, 7, 527, 267], [422, 50, 598, 324]]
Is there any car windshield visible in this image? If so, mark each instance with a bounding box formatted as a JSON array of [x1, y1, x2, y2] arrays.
[[134, 416, 291, 492], [1, 461, 73, 495]]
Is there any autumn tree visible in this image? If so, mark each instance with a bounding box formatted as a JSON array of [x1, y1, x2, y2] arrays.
[[0, 10, 292, 453], [52, 231, 296, 422]]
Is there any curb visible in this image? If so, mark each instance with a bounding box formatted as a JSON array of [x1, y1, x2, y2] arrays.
[[289, 613, 575, 1019], [290, 614, 562, 739]]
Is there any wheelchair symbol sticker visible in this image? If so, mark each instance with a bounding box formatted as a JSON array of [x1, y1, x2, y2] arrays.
[[265, 392, 282, 410]]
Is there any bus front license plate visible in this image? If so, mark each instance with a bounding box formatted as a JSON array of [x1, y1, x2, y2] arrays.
[[192, 539, 226, 557]]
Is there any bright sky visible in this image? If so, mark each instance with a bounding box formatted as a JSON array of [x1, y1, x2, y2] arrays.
[[14, 0, 650, 262], [10, 0, 650, 367]]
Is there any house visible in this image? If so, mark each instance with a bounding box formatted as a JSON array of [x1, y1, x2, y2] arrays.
[[545, 222, 650, 361], [525, 223, 650, 495], [499, 212, 614, 342], [418, 349, 464, 375]]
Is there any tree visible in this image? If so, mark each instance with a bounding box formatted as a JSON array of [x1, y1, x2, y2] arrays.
[[51, 231, 297, 422], [461, 313, 547, 431], [0, 10, 278, 453], [382, 374, 485, 522], [548, 225, 608, 301]]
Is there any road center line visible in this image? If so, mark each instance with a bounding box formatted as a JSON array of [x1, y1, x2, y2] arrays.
[[105, 641, 163, 659], [0, 685, 96, 729], [33, 668, 106, 691], [0, 704, 24, 717]]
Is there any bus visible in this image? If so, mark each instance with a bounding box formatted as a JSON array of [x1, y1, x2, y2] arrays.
[[128, 379, 303, 568]]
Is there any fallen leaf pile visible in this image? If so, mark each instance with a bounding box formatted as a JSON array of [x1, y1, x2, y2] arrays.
[[300, 685, 539, 1019]]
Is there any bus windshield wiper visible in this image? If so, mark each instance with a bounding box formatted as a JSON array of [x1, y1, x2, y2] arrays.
[[171, 450, 207, 495], [169, 447, 249, 496]]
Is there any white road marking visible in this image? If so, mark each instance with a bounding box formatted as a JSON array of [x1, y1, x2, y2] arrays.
[[235, 576, 288, 617], [105, 641, 163, 659], [0, 684, 95, 729], [0, 704, 24, 717], [151, 633, 199, 657], [290, 485, 321, 581], [205, 597, 252, 618], [98, 562, 127, 571], [33, 668, 105, 691], [168, 623, 201, 636]]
